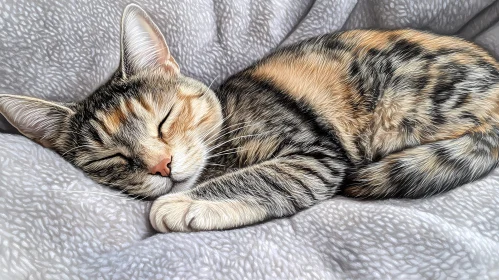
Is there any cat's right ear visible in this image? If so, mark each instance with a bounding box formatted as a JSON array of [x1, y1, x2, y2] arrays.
[[120, 4, 180, 78], [0, 94, 74, 147]]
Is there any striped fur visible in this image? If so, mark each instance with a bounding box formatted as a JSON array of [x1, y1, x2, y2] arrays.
[[2, 5, 499, 232]]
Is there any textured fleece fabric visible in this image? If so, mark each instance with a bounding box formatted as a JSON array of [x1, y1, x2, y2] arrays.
[[1, 0, 499, 279]]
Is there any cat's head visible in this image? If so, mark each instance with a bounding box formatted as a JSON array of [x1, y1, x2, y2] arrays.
[[0, 4, 223, 197]]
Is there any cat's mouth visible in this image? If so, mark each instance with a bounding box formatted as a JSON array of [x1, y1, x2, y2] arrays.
[[171, 176, 189, 184]]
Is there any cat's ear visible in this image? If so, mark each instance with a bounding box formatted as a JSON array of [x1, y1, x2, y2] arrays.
[[0, 94, 74, 147], [120, 4, 180, 78]]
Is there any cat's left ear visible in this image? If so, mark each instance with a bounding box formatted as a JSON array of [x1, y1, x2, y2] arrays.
[[0, 94, 74, 148], [120, 4, 180, 78]]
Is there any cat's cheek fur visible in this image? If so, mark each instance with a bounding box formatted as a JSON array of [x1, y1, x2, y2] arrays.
[[169, 138, 208, 188], [150, 192, 267, 232]]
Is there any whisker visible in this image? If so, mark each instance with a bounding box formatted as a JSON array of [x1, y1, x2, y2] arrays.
[[61, 145, 95, 156], [205, 123, 255, 146], [199, 116, 226, 140], [197, 111, 239, 142], [204, 120, 252, 144], [208, 147, 251, 159], [207, 151, 241, 159], [202, 113, 242, 139], [205, 122, 261, 148], [207, 163, 225, 167], [58, 130, 88, 138], [203, 75, 219, 95], [208, 147, 242, 157], [199, 110, 242, 141], [207, 132, 270, 153], [109, 183, 138, 193]]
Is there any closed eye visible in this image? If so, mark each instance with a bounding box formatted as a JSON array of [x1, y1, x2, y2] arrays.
[[82, 153, 130, 167], [158, 106, 174, 138]]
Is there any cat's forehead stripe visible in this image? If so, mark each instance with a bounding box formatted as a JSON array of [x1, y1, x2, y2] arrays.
[[89, 93, 157, 135], [139, 95, 154, 113], [106, 106, 127, 133], [91, 116, 112, 136], [125, 99, 138, 118]]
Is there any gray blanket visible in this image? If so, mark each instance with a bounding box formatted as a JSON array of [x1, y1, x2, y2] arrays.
[[1, 0, 499, 279]]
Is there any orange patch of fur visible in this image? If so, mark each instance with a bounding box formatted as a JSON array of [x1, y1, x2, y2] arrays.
[[125, 99, 137, 118], [139, 95, 154, 113], [251, 52, 371, 161], [104, 107, 126, 132], [340, 30, 402, 55]]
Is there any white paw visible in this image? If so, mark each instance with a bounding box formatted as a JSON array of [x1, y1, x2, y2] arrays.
[[149, 193, 193, 232], [149, 193, 267, 233]]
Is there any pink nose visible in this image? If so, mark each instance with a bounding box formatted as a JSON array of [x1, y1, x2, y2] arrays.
[[149, 157, 172, 177]]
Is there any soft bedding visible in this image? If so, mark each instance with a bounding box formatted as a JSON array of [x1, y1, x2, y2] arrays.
[[1, 0, 499, 278]]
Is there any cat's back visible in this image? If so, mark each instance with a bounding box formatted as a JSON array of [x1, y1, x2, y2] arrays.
[[228, 29, 499, 162]]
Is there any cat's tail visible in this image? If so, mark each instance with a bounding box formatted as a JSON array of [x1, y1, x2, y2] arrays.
[[343, 126, 499, 199]]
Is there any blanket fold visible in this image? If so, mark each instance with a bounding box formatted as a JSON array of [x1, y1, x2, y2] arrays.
[[1, 0, 499, 278]]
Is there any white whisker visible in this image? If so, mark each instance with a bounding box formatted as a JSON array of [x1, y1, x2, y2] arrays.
[[208, 147, 242, 157], [61, 145, 94, 156], [205, 123, 255, 146], [207, 132, 270, 153], [207, 163, 225, 167], [203, 119, 248, 143], [207, 151, 241, 159]]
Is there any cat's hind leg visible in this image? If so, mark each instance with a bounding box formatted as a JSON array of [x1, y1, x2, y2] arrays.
[[343, 126, 499, 199]]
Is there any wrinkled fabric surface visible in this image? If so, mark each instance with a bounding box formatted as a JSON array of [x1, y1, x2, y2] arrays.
[[1, 0, 499, 279]]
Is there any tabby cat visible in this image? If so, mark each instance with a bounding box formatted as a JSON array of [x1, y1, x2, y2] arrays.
[[1, 4, 499, 232]]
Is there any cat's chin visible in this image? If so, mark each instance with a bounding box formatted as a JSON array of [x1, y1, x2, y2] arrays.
[[170, 177, 197, 193], [140, 176, 195, 198], [136, 175, 173, 198]]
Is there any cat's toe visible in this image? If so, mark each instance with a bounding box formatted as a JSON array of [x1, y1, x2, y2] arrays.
[[149, 195, 231, 232], [149, 193, 194, 233], [184, 201, 229, 231], [150, 194, 266, 232], [186, 200, 267, 231]]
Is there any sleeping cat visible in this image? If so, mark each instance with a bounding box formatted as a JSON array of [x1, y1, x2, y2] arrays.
[[1, 4, 499, 232]]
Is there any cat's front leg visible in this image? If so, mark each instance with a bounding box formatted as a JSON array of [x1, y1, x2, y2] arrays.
[[149, 191, 268, 232], [150, 155, 346, 232]]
